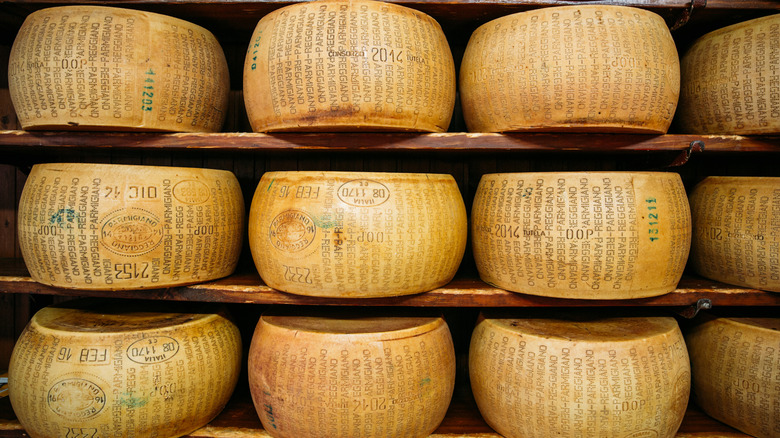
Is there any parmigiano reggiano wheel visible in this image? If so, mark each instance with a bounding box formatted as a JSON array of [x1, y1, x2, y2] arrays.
[[685, 314, 780, 438], [248, 171, 467, 297], [677, 14, 780, 134], [18, 163, 244, 290], [243, 0, 455, 132], [689, 177, 780, 292], [470, 312, 690, 438], [460, 5, 679, 133], [248, 309, 456, 438], [8, 299, 242, 438], [9, 6, 229, 132], [471, 172, 691, 299]]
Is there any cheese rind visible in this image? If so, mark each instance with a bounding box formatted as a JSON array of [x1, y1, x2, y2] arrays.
[[471, 172, 691, 299], [243, 0, 456, 132], [685, 315, 780, 438], [18, 163, 245, 290], [9, 6, 229, 132], [248, 311, 456, 438], [470, 313, 690, 438], [689, 176, 780, 292], [8, 300, 242, 438], [678, 14, 780, 134], [460, 5, 679, 133], [248, 171, 467, 297]]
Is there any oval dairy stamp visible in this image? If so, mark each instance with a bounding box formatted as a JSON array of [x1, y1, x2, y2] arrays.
[[459, 5, 679, 133], [248, 171, 467, 297], [689, 177, 780, 292], [471, 172, 691, 299], [677, 14, 780, 134], [469, 312, 690, 438], [8, 6, 229, 132], [17, 163, 245, 290], [685, 315, 780, 438], [8, 300, 242, 438], [243, 0, 456, 132], [248, 310, 456, 438]]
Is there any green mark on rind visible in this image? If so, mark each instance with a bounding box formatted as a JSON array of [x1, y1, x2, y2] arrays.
[[267, 178, 275, 192], [312, 215, 338, 230], [50, 208, 77, 227], [419, 377, 431, 387], [119, 392, 148, 408]]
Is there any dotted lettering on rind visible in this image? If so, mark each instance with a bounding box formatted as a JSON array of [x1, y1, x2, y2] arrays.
[[17, 164, 244, 289], [471, 173, 690, 299], [249, 173, 467, 297], [679, 15, 780, 135], [460, 6, 679, 133], [249, 318, 455, 437], [690, 178, 780, 291], [8, 7, 228, 132], [245, 1, 455, 132], [470, 318, 689, 438], [686, 318, 780, 437], [9, 310, 242, 437]]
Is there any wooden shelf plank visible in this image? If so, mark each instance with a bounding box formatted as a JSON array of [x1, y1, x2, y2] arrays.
[[1, 259, 778, 307], [0, 384, 751, 438], [0, 131, 778, 154]]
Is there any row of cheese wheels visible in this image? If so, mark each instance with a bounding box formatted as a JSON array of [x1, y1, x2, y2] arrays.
[[8, 4, 780, 135], [7, 300, 779, 438], [18, 163, 780, 297]]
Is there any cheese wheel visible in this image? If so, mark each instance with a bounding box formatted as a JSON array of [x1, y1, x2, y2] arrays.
[[243, 0, 455, 132], [677, 14, 780, 134], [18, 163, 244, 290], [460, 5, 679, 133], [248, 171, 467, 297], [471, 172, 691, 299], [469, 312, 690, 438], [685, 315, 780, 438], [690, 177, 780, 292], [248, 309, 456, 438], [8, 299, 242, 438], [9, 6, 229, 132]]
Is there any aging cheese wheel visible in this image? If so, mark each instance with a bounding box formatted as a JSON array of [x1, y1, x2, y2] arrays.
[[685, 315, 780, 438], [248, 171, 467, 297], [248, 309, 456, 438], [8, 300, 242, 438], [460, 5, 679, 133], [243, 0, 456, 132], [677, 14, 780, 134], [471, 172, 691, 299], [9, 6, 229, 132], [690, 177, 780, 292], [18, 163, 244, 290], [470, 312, 690, 438]]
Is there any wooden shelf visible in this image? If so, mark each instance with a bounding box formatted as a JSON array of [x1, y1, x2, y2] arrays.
[[1, 0, 776, 38], [2, 259, 778, 307], [0, 381, 751, 438], [0, 130, 779, 154]]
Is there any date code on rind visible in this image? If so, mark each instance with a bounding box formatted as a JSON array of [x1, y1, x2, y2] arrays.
[[338, 179, 390, 207]]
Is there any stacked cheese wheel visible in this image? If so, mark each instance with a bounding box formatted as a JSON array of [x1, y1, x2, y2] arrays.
[[470, 312, 690, 438], [677, 14, 780, 134], [471, 172, 691, 299], [689, 176, 780, 292], [248, 310, 456, 438], [244, 0, 455, 132], [18, 163, 244, 290], [248, 171, 467, 297], [460, 5, 679, 133], [685, 314, 780, 438], [8, 299, 242, 438], [8, 6, 229, 132]]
